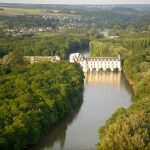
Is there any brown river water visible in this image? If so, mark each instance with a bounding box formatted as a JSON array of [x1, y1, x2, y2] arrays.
[[31, 72, 132, 150]]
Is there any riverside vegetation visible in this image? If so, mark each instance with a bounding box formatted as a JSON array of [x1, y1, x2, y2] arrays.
[[0, 35, 89, 59], [0, 29, 150, 150], [0, 60, 84, 149], [95, 30, 150, 150], [0, 25, 88, 150]]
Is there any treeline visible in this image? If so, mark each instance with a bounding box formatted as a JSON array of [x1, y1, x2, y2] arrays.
[[0, 35, 89, 59], [1, 6, 150, 32], [96, 31, 150, 150], [77, 7, 150, 30], [89, 41, 125, 57], [0, 15, 60, 29], [0, 61, 84, 149], [109, 29, 150, 37], [123, 49, 150, 101], [122, 38, 150, 50], [90, 31, 150, 57]]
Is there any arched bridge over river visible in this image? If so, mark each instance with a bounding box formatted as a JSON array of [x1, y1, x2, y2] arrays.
[[69, 53, 121, 72]]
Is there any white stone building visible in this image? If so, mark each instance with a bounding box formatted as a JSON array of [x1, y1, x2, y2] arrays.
[[69, 53, 121, 72], [24, 56, 60, 64]]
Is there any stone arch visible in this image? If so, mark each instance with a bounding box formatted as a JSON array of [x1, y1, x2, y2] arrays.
[[92, 68, 97, 72], [114, 68, 119, 72], [106, 68, 112, 72], [99, 68, 103, 72]]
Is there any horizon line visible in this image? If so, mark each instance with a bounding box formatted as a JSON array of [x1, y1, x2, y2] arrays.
[[0, 2, 150, 5]]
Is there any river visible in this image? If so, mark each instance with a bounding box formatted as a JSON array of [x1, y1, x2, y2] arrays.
[[31, 71, 132, 150], [100, 29, 110, 37]]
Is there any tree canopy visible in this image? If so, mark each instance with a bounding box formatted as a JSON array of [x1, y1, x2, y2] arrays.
[[0, 61, 84, 150], [0, 35, 89, 59], [96, 30, 150, 150]]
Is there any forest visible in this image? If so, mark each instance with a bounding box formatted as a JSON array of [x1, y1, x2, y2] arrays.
[[89, 41, 125, 57], [96, 31, 150, 150], [0, 15, 60, 29], [0, 35, 89, 59], [0, 61, 84, 149]]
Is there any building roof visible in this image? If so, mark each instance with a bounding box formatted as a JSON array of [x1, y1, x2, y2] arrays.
[[86, 57, 118, 61]]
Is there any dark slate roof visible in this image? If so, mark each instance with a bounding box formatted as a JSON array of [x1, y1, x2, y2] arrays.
[[86, 57, 118, 61]]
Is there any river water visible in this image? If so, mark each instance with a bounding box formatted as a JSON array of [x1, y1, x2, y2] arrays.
[[100, 29, 110, 37], [32, 71, 132, 150]]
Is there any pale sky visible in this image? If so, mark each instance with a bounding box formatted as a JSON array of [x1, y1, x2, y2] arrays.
[[0, 0, 150, 4]]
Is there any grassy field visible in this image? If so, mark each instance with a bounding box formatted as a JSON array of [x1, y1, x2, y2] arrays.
[[34, 31, 82, 37], [0, 6, 79, 17], [0, 7, 41, 15]]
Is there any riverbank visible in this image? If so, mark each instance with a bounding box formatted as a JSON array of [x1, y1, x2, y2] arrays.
[[29, 71, 132, 150], [0, 61, 84, 150], [97, 54, 150, 149], [123, 69, 135, 93]]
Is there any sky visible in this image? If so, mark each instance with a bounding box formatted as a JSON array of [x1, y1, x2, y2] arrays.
[[0, 0, 150, 4]]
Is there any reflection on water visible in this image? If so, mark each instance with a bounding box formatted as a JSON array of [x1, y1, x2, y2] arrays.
[[31, 106, 82, 150], [80, 50, 89, 57], [31, 72, 132, 150], [85, 72, 121, 85]]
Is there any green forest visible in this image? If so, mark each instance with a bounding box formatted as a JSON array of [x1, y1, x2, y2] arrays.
[[0, 19, 89, 149], [90, 41, 125, 57], [0, 61, 84, 149], [96, 31, 150, 150], [0, 35, 89, 59]]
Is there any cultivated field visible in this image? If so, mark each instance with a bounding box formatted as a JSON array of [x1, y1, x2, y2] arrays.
[[0, 6, 79, 17]]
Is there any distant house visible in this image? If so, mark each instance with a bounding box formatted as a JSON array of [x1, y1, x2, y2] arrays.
[[109, 36, 119, 39], [24, 56, 60, 64]]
